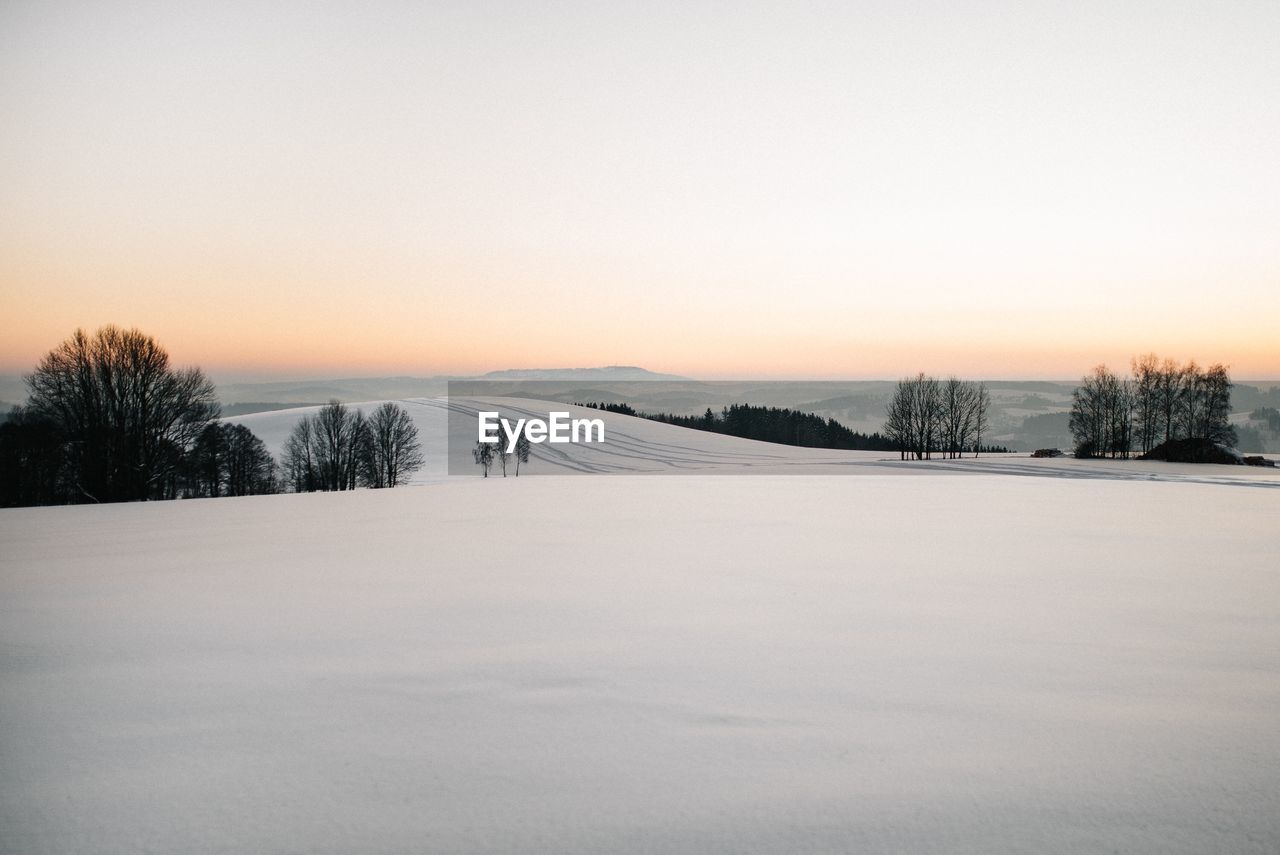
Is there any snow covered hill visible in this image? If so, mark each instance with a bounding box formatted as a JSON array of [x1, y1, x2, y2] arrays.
[[227, 397, 1280, 487], [2, 473, 1278, 853]]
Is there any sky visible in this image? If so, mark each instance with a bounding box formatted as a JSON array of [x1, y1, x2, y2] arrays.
[[1, 1, 1277, 382]]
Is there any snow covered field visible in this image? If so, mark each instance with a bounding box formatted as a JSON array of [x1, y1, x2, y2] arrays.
[[228, 397, 1280, 485], [3, 413, 1280, 853]]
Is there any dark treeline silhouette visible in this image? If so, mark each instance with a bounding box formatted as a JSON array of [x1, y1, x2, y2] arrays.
[[581, 402, 638, 416], [26, 326, 219, 501], [0, 326, 279, 507], [881, 375, 998, 460], [1, 327, 429, 506], [0, 408, 65, 507], [581, 401, 897, 451], [1070, 355, 1235, 459], [284, 400, 424, 491], [188, 422, 277, 498]]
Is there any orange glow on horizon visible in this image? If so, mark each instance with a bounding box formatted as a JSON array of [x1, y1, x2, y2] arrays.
[[3, 4, 1279, 387], [3, 301, 1277, 384]]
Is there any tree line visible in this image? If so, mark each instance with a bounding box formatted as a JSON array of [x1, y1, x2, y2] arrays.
[[1069, 356, 1235, 459], [188, 422, 277, 498], [0, 327, 424, 507], [581, 401, 897, 451], [881, 375, 997, 460]]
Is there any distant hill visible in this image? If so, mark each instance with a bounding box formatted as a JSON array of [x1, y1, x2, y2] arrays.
[[216, 376, 451, 407], [0, 376, 26, 405], [214, 367, 686, 414], [480, 366, 688, 381]]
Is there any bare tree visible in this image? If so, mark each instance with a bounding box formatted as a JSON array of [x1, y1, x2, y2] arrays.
[[911, 374, 943, 460], [283, 416, 318, 492], [941, 377, 980, 459], [1111, 377, 1136, 459], [1070, 365, 1109, 458], [364, 402, 424, 487], [285, 401, 366, 492], [883, 380, 914, 460], [514, 433, 531, 475], [191, 422, 227, 497], [25, 326, 219, 502], [222, 424, 276, 496], [1200, 364, 1236, 445], [883, 373, 945, 460], [1176, 360, 1203, 442], [1131, 353, 1160, 453], [473, 438, 495, 477], [972, 382, 990, 457], [317, 407, 362, 491], [496, 418, 512, 477], [1070, 365, 1134, 458], [1155, 357, 1181, 443]]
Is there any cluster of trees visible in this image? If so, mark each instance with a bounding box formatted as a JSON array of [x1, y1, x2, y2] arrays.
[[283, 401, 424, 491], [882, 375, 995, 460], [583, 401, 895, 450], [472, 421, 531, 477], [0, 326, 240, 506], [25, 326, 220, 501], [1070, 356, 1235, 458], [0, 327, 427, 507], [188, 422, 277, 498]]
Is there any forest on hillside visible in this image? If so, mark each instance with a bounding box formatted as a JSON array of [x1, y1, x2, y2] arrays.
[[582, 402, 901, 451]]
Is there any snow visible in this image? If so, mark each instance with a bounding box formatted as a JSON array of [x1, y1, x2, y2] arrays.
[[3, 409, 1280, 853], [227, 397, 1280, 485]]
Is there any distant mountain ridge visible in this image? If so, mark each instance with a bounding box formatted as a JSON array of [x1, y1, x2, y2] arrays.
[[211, 367, 686, 406], [480, 366, 688, 381]]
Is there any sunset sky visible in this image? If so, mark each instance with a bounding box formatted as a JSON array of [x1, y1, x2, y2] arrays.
[[2, 1, 1277, 382]]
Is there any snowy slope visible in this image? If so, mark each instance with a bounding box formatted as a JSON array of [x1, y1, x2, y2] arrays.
[[2, 475, 1279, 853], [228, 397, 1280, 486], [228, 396, 896, 479]]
